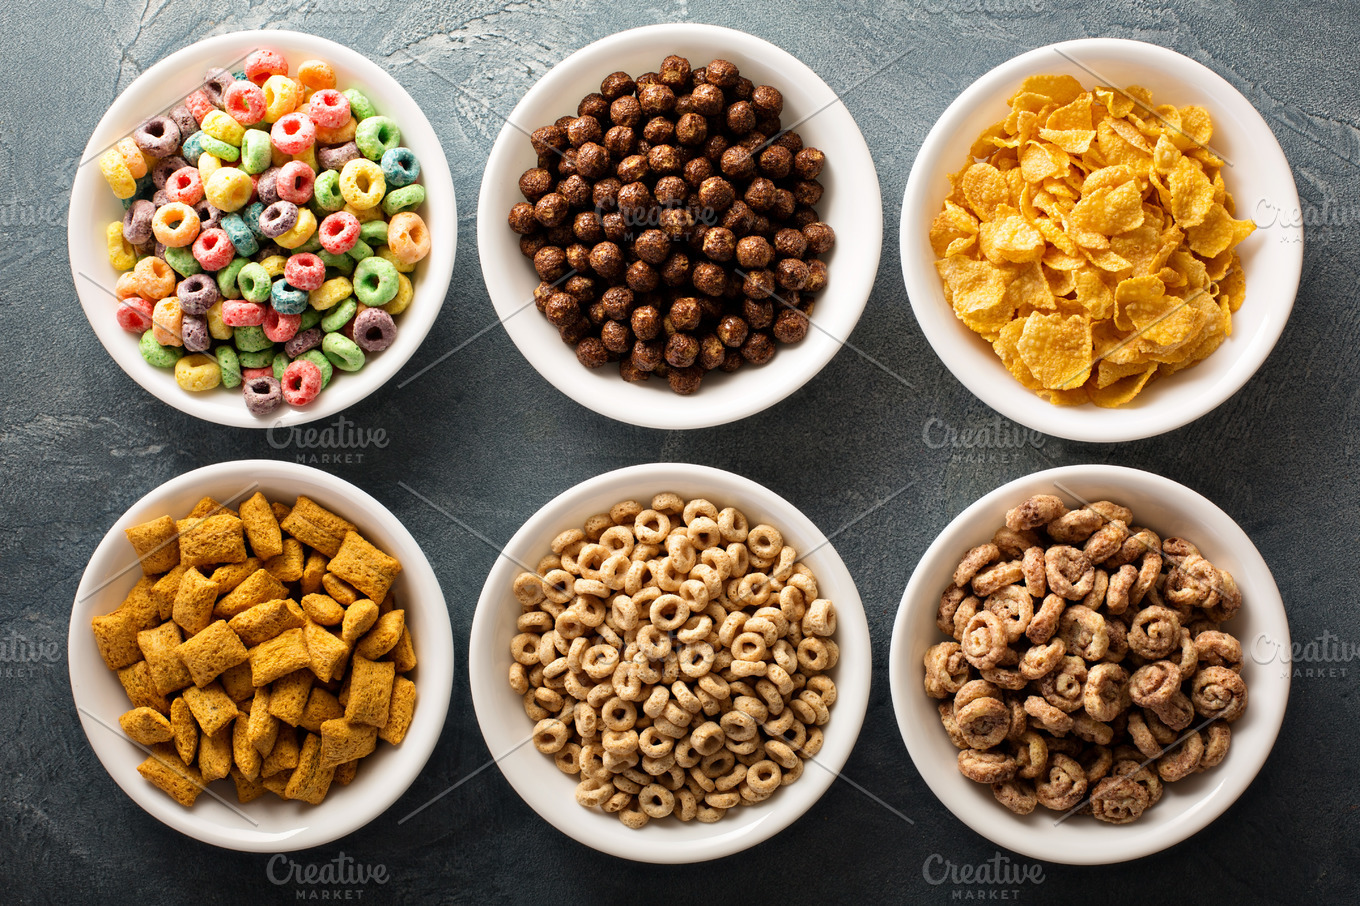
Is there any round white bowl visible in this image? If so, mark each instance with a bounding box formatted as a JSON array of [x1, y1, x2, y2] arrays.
[[69, 460, 454, 852], [469, 463, 871, 862], [888, 464, 1289, 864], [477, 24, 882, 429], [900, 38, 1302, 443], [70, 30, 456, 428]]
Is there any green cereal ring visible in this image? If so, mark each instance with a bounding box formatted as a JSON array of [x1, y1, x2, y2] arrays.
[[140, 330, 183, 367], [381, 184, 425, 217], [218, 257, 250, 299], [198, 133, 240, 162], [313, 170, 345, 211], [320, 297, 358, 333], [164, 245, 202, 277], [360, 220, 389, 246], [344, 88, 377, 122], [216, 345, 241, 388], [300, 307, 324, 331], [240, 130, 272, 174], [318, 250, 353, 275], [239, 347, 275, 369], [352, 256, 399, 306], [237, 262, 272, 303], [348, 237, 374, 262], [181, 131, 208, 164], [272, 353, 287, 381], [298, 349, 334, 387], [355, 116, 400, 161], [322, 332, 366, 372], [296, 231, 323, 254], [234, 324, 273, 353]]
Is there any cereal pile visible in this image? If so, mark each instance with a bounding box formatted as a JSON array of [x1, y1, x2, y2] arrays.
[[931, 76, 1256, 407], [507, 55, 835, 395], [99, 50, 431, 415], [91, 492, 416, 806], [923, 494, 1247, 823], [508, 493, 838, 827]]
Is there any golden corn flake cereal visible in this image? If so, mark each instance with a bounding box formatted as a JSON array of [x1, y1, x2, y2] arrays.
[[933, 77, 1255, 406]]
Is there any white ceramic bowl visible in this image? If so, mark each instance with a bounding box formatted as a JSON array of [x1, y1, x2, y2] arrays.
[[900, 38, 1302, 443], [477, 24, 882, 429], [888, 464, 1289, 864], [469, 463, 870, 862], [69, 30, 456, 428], [69, 460, 454, 851]]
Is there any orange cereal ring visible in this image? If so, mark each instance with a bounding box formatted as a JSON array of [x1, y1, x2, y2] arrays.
[[116, 137, 148, 179], [297, 59, 337, 90], [152, 297, 184, 346], [151, 202, 201, 248], [115, 270, 142, 299], [315, 115, 357, 145], [387, 211, 430, 264], [134, 256, 177, 300]]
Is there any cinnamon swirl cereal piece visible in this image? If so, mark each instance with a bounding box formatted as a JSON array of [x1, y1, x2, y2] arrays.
[[1045, 546, 1095, 600], [1089, 775, 1148, 824], [953, 544, 1001, 589], [1005, 495, 1068, 532], [1128, 606, 1182, 659], [1021, 546, 1047, 598], [992, 779, 1038, 815], [958, 749, 1017, 783], [1191, 666, 1248, 722], [1034, 753, 1087, 810]]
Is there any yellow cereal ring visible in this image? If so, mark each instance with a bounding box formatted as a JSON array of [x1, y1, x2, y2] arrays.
[[258, 255, 288, 278], [106, 222, 137, 271], [274, 208, 317, 249], [377, 246, 415, 274], [175, 353, 222, 391], [201, 109, 245, 147], [291, 146, 320, 172], [204, 167, 254, 212], [270, 143, 291, 168], [297, 59, 337, 90], [115, 270, 142, 299], [151, 202, 201, 248], [117, 137, 148, 179], [316, 115, 357, 145], [383, 272, 414, 316], [198, 153, 224, 181], [344, 202, 384, 225], [339, 158, 385, 210], [309, 276, 353, 311], [263, 74, 301, 122], [388, 211, 431, 265], [99, 148, 137, 199], [206, 301, 233, 340], [134, 256, 177, 300], [152, 297, 184, 346]]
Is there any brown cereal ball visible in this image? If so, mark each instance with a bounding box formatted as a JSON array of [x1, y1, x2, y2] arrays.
[[611, 95, 643, 128], [555, 147, 578, 177], [701, 226, 737, 262], [770, 188, 796, 220], [674, 94, 696, 116], [571, 211, 603, 245], [776, 257, 810, 291], [659, 54, 692, 88], [720, 146, 756, 180], [638, 83, 676, 116], [635, 72, 660, 88], [804, 258, 829, 293], [732, 76, 754, 100], [697, 176, 736, 211], [703, 134, 730, 163], [722, 200, 754, 235], [775, 130, 804, 154], [647, 144, 682, 175], [617, 181, 654, 215], [519, 167, 554, 202], [803, 221, 836, 255], [631, 338, 663, 370], [659, 207, 694, 239], [558, 175, 593, 208], [683, 156, 714, 188], [667, 364, 704, 395], [508, 202, 538, 235], [675, 112, 708, 146], [643, 115, 675, 145], [790, 206, 819, 229], [534, 245, 569, 282], [576, 142, 610, 180], [691, 83, 725, 116], [699, 295, 726, 320], [698, 333, 726, 370], [568, 115, 603, 147], [521, 233, 548, 259], [752, 84, 784, 117], [601, 319, 633, 353], [534, 193, 568, 228], [619, 359, 650, 382], [794, 180, 824, 206], [601, 286, 635, 320], [759, 145, 792, 179], [576, 336, 609, 368], [564, 274, 596, 301], [531, 124, 567, 156], [659, 252, 691, 286], [741, 331, 775, 364], [665, 332, 699, 368], [602, 212, 626, 242], [669, 296, 703, 331], [589, 241, 626, 280], [744, 177, 776, 212], [773, 307, 810, 343], [692, 261, 727, 296], [721, 348, 744, 372], [726, 101, 756, 135], [604, 125, 635, 158], [631, 304, 663, 342], [533, 281, 555, 311], [774, 227, 807, 258], [705, 59, 739, 88], [794, 147, 825, 179], [616, 153, 650, 184], [565, 243, 590, 272], [654, 175, 688, 206], [559, 317, 590, 344], [736, 235, 774, 269], [743, 297, 775, 329], [633, 229, 670, 265], [717, 314, 749, 347], [591, 178, 621, 212], [544, 292, 580, 328], [601, 71, 636, 100], [577, 93, 609, 121]]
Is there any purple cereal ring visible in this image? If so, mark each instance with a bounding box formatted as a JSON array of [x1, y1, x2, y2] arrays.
[[153, 241, 168, 260], [284, 326, 323, 358], [203, 68, 235, 108], [168, 106, 198, 144], [243, 375, 283, 415], [151, 155, 189, 189], [259, 201, 299, 239], [123, 199, 155, 245], [181, 315, 211, 352], [152, 188, 172, 207], [133, 115, 181, 158], [256, 166, 281, 206], [317, 141, 361, 172], [193, 200, 222, 231], [177, 273, 219, 315], [352, 307, 397, 352]]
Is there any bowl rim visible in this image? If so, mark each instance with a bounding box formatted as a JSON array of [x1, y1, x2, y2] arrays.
[[887, 463, 1290, 864], [68, 459, 454, 852], [467, 461, 871, 862], [899, 37, 1303, 443], [68, 28, 457, 429], [476, 22, 883, 429]]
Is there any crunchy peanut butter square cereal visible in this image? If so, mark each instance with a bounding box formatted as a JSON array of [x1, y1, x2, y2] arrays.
[[249, 627, 312, 686], [215, 569, 289, 619], [345, 656, 395, 728], [137, 744, 205, 807], [239, 492, 284, 562], [175, 620, 248, 687], [284, 733, 335, 805], [320, 718, 378, 768], [378, 676, 417, 746], [171, 566, 218, 636], [228, 598, 306, 647], [177, 513, 248, 569], [268, 670, 314, 726], [117, 660, 171, 714], [327, 532, 402, 603], [124, 515, 180, 575], [137, 621, 192, 695], [119, 706, 173, 745], [180, 681, 238, 736], [281, 496, 355, 558]]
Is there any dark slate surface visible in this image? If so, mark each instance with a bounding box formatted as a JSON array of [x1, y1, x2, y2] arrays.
[[1, 0, 1357, 903]]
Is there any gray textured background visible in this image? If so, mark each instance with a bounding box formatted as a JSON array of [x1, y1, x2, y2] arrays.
[[1, 0, 1357, 902]]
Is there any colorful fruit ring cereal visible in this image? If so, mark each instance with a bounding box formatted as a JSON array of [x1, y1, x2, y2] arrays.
[[352, 307, 396, 353], [322, 332, 366, 372], [353, 257, 399, 307], [386, 211, 430, 265], [151, 202, 200, 247], [284, 252, 326, 291], [174, 353, 222, 391], [242, 374, 283, 414], [281, 358, 323, 406], [176, 273, 219, 316], [276, 160, 315, 204]]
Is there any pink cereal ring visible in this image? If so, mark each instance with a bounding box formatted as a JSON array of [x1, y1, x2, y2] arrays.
[[242, 366, 274, 382], [281, 359, 323, 406], [307, 89, 351, 129], [185, 89, 215, 125], [276, 160, 316, 204], [221, 299, 267, 327], [245, 49, 289, 86], [284, 252, 326, 291], [271, 112, 316, 155], [263, 308, 303, 342], [192, 228, 236, 271], [116, 296, 156, 333], [318, 211, 360, 254], [223, 80, 266, 125], [166, 167, 204, 205]]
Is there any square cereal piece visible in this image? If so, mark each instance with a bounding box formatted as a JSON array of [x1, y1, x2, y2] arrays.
[[233, 712, 263, 781], [199, 723, 233, 782], [300, 687, 344, 733], [268, 670, 314, 726], [391, 627, 417, 674], [284, 733, 335, 805], [262, 726, 301, 777], [138, 744, 205, 807], [326, 532, 402, 603], [301, 593, 344, 626], [341, 600, 379, 646], [229, 598, 306, 647], [355, 610, 405, 660], [239, 492, 284, 562], [271, 501, 292, 523], [247, 687, 280, 756], [378, 675, 417, 745], [249, 627, 312, 686], [181, 681, 239, 735], [117, 661, 171, 714], [262, 772, 291, 799], [344, 656, 395, 728], [171, 566, 218, 636], [120, 575, 163, 628], [209, 558, 263, 596], [301, 551, 329, 596], [215, 569, 290, 619], [231, 766, 267, 804], [175, 619, 248, 687], [321, 573, 359, 606], [170, 697, 198, 764], [119, 706, 173, 745], [319, 718, 378, 768], [335, 757, 359, 787], [137, 621, 192, 695], [151, 564, 190, 621], [281, 496, 355, 558], [124, 515, 180, 575], [219, 660, 256, 702], [188, 496, 237, 520], [92, 599, 150, 671], [177, 513, 247, 570], [265, 538, 306, 584], [304, 620, 350, 683]]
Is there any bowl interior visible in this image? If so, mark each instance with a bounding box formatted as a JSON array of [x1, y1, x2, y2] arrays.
[[468, 463, 870, 862], [901, 38, 1302, 443], [69, 30, 456, 428], [477, 23, 882, 429], [888, 464, 1289, 864], [69, 460, 453, 852]]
